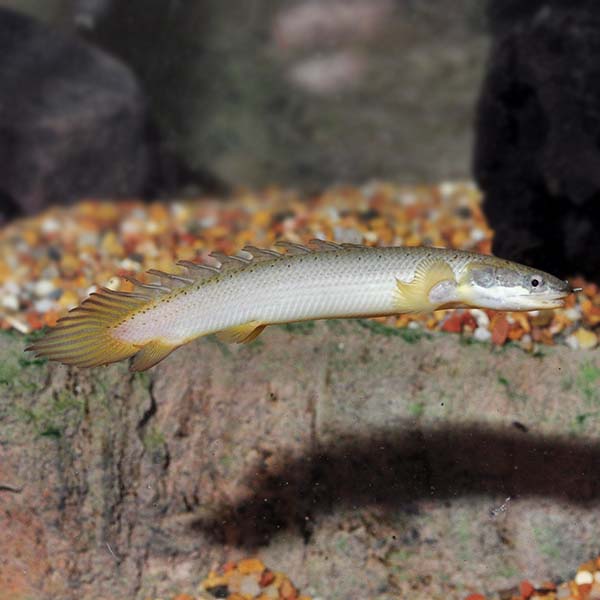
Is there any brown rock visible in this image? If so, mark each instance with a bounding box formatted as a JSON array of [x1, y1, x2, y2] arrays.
[[491, 314, 509, 345], [0, 449, 54, 598], [441, 312, 463, 333], [3, 322, 600, 599], [519, 580, 534, 599]]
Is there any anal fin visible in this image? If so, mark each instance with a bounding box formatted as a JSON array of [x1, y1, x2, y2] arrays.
[[395, 258, 456, 313], [131, 340, 179, 371], [216, 320, 266, 344]]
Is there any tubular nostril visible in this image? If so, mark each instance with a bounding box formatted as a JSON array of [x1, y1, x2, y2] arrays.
[[568, 278, 583, 292], [564, 280, 581, 293]]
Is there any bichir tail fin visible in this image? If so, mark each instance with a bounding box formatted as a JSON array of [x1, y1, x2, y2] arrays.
[[26, 288, 148, 368]]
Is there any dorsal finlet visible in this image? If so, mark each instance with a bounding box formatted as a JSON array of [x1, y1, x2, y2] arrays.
[[130, 240, 368, 295], [100, 287, 152, 301], [147, 269, 194, 285], [209, 251, 252, 266], [340, 242, 366, 249], [242, 245, 282, 261], [176, 260, 220, 276], [274, 241, 312, 254], [308, 239, 343, 251], [122, 275, 172, 294]]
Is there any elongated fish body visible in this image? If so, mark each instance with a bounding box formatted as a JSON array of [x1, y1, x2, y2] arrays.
[[116, 246, 453, 343], [28, 241, 571, 371]]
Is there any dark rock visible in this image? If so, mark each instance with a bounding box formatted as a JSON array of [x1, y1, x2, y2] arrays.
[[474, 1, 600, 280], [0, 189, 20, 226], [474, 1, 600, 279], [0, 7, 152, 219]]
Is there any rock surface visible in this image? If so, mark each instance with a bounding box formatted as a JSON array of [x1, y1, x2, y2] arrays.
[[0, 6, 153, 219], [2, 321, 600, 599], [475, 1, 600, 281]]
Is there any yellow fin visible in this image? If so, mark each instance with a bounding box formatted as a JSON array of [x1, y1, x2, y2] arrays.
[[216, 321, 266, 344], [394, 257, 455, 313], [26, 288, 147, 368], [130, 340, 178, 371]]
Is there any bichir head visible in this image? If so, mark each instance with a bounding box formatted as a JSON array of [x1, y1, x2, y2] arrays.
[[457, 260, 571, 311]]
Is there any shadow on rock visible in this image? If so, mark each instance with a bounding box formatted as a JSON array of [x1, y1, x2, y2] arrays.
[[192, 422, 600, 548]]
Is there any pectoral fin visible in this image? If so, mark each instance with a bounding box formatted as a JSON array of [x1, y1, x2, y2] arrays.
[[394, 258, 456, 313], [216, 320, 266, 344]]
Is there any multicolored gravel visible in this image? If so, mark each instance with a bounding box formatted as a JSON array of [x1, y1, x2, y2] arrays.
[[466, 556, 600, 600], [150, 555, 600, 600], [1, 182, 599, 351], [197, 558, 311, 600]]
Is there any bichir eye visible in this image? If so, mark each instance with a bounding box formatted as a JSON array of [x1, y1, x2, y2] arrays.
[[531, 277, 540, 287]]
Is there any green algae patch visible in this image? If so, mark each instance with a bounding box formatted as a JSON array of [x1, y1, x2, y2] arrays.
[[279, 320, 316, 335], [13, 389, 85, 440], [143, 426, 169, 465], [0, 331, 47, 396], [577, 361, 600, 406], [356, 318, 430, 343]]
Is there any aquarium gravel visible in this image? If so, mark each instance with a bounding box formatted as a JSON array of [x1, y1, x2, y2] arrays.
[[0, 182, 598, 351], [465, 555, 600, 599], [198, 557, 310, 600], [154, 554, 600, 600]]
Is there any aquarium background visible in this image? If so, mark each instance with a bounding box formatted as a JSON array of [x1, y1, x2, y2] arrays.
[[0, 0, 487, 192]]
